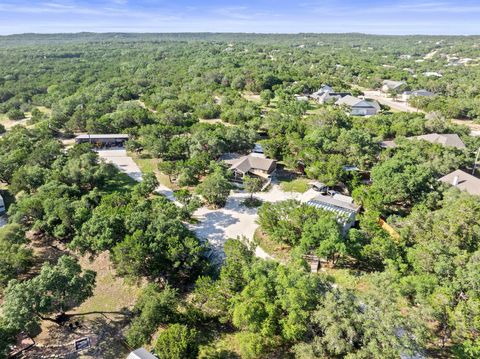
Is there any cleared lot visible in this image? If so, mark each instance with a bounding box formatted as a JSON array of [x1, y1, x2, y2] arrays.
[[99, 149, 318, 259]]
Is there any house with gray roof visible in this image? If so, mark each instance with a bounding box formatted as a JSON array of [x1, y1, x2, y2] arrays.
[[310, 85, 351, 104], [414, 133, 466, 149], [380, 133, 466, 150], [307, 193, 361, 232], [381, 80, 407, 94], [402, 89, 434, 101], [335, 95, 380, 116], [317, 91, 351, 104], [402, 89, 435, 102], [439, 170, 480, 196], [224, 154, 276, 182]]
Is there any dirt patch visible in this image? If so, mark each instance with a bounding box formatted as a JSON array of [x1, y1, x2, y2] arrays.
[[242, 92, 261, 103], [253, 228, 291, 263]]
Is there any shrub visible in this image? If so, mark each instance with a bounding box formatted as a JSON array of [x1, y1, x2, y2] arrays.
[[154, 324, 198, 359], [7, 109, 25, 121]]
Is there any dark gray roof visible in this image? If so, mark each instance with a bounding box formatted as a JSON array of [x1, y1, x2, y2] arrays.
[[439, 170, 480, 196]]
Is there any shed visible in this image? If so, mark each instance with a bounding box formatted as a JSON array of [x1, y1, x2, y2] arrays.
[[127, 347, 157, 359]]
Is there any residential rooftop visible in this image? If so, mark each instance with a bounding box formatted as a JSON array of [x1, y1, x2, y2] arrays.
[[414, 133, 466, 149], [75, 134, 129, 140], [439, 170, 480, 196]]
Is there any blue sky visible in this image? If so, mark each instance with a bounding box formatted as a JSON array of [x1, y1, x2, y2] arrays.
[[0, 0, 479, 35]]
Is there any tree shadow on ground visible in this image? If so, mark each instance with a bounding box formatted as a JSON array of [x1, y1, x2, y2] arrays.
[[25, 310, 131, 359]]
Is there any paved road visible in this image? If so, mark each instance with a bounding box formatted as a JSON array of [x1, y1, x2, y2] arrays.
[[363, 90, 423, 113]]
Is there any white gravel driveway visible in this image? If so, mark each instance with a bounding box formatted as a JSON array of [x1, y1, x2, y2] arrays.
[[191, 185, 318, 259], [96, 148, 143, 182], [97, 148, 318, 260]]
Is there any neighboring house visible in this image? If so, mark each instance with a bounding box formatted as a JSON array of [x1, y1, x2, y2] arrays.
[[75, 134, 129, 147], [0, 194, 5, 214], [310, 85, 334, 102], [317, 91, 351, 105], [381, 80, 407, 94], [309, 85, 351, 104], [439, 170, 480, 196], [251, 143, 266, 158], [127, 348, 157, 359], [335, 95, 380, 116], [414, 133, 466, 149], [381, 133, 466, 150], [224, 154, 276, 182], [306, 193, 361, 232], [401, 89, 435, 102]]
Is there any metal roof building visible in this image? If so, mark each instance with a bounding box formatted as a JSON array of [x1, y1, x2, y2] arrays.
[[306, 194, 360, 232], [127, 348, 157, 359]]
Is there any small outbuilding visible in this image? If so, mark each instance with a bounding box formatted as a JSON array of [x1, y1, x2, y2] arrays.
[[127, 347, 157, 359]]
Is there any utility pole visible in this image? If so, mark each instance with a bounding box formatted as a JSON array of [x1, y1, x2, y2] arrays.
[[473, 147, 480, 175]]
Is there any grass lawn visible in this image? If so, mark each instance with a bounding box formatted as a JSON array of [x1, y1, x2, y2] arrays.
[[74, 252, 143, 315], [321, 266, 374, 294], [101, 170, 137, 193], [279, 178, 310, 193], [253, 228, 292, 263], [198, 331, 243, 358], [128, 152, 176, 189]]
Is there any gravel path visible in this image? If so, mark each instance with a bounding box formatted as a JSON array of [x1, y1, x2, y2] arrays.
[[191, 186, 318, 260]]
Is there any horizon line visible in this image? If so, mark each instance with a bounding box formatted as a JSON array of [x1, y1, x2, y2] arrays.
[[0, 31, 478, 37]]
